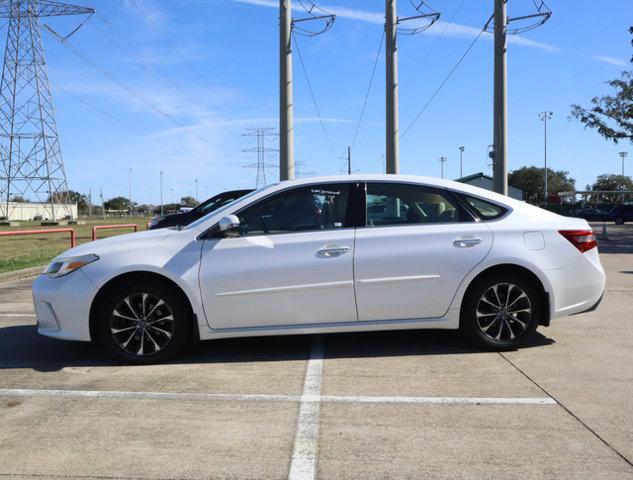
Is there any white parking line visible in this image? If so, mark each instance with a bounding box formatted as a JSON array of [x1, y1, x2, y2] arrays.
[[0, 388, 556, 406], [288, 335, 325, 480], [0, 313, 35, 317]]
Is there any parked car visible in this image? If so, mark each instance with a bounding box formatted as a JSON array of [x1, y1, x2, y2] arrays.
[[148, 189, 253, 230], [33, 175, 605, 364], [569, 207, 609, 222], [607, 205, 633, 225]]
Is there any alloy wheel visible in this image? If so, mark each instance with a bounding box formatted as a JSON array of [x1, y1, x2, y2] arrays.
[[475, 283, 532, 342], [109, 293, 175, 356]]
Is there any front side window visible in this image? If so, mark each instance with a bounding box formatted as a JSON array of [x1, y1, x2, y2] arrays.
[[238, 184, 351, 236], [366, 183, 467, 227]]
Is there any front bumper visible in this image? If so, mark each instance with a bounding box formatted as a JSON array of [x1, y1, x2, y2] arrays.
[[32, 270, 98, 342]]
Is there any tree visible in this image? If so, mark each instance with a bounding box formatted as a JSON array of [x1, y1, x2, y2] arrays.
[[47, 190, 89, 214], [104, 196, 132, 212], [570, 27, 632, 144], [590, 174, 633, 203], [180, 196, 198, 207], [11, 195, 29, 203], [508, 166, 576, 204]]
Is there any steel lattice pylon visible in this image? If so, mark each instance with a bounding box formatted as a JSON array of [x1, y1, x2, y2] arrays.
[[0, 0, 93, 221]]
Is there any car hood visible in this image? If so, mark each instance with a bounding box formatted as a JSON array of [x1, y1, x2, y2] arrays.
[[52, 228, 181, 260]]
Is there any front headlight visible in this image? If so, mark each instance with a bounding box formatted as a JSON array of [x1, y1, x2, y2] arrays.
[[44, 254, 99, 278]]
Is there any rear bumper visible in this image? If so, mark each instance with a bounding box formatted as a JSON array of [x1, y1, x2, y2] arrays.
[[544, 249, 606, 319]]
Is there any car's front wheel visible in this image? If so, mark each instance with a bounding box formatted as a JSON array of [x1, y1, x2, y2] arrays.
[[614, 216, 625, 225], [460, 273, 542, 350], [97, 279, 190, 364]]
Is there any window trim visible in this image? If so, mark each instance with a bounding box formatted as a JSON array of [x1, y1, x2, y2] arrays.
[[359, 181, 477, 229], [206, 181, 358, 238]]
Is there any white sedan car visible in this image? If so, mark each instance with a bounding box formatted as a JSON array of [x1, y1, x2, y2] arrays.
[[33, 175, 605, 364]]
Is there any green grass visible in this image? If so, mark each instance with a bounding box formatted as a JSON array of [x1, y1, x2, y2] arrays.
[[0, 217, 152, 274]]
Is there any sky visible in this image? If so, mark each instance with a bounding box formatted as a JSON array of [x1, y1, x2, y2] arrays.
[[3, 0, 631, 204]]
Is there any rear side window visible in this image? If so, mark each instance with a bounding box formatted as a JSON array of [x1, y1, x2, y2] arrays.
[[365, 183, 470, 227], [462, 195, 507, 220]]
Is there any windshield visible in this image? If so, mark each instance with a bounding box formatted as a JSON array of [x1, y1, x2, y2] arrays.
[[185, 186, 271, 231], [192, 191, 250, 216]]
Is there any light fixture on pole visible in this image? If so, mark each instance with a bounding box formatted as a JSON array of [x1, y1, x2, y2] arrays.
[[458, 146, 465, 178], [538, 111, 553, 202], [619, 152, 628, 177], [439, 156, 447, 179]]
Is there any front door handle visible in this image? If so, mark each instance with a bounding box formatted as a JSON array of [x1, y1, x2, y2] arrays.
[[453, 237, 483, 248], [316, 245, 350, 258]]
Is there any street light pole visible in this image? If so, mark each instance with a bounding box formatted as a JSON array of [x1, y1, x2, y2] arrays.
[[439, 156, 447, 179], [538, 111, 553, 202], [160, 171, 164, 216], [619, 151, 628, 177], [385, 0, 400, 174], [195, 179, 198, 202], [128, 168, 133, 216], [458, 146, 465, 178]]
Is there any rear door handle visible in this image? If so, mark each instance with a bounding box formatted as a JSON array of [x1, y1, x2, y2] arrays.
[[316, 245, 350, 257], [453, 238, 483, 248]]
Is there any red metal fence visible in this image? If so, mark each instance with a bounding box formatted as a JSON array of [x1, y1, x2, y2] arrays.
[[91, 223, 138, 241], [0, 228, 77, 248]]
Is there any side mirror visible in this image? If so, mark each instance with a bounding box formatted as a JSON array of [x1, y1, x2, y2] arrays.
[[218, 214, 241, 232]]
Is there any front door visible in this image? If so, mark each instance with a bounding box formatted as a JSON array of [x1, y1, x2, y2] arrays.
[[354, 182, 493, 321], [199, 183, 358, 329]]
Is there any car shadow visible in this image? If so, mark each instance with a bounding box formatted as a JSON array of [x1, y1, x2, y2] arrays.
[[0, 324, 555, 372]]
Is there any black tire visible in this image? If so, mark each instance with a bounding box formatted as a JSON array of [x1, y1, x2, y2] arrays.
[[97, 279, 191, 364], [460, 272, 542, 351], [614, 217, 625, 225]]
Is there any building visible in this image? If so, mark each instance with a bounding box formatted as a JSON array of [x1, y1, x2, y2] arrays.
[[0, 202, 78, 221], [456, 173, 524, 201]]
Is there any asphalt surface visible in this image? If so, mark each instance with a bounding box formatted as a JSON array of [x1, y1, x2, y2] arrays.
[[0, 223, 632, 479]]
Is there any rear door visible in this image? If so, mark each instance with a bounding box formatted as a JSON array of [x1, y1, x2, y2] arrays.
[[354, 182, 493, 321]]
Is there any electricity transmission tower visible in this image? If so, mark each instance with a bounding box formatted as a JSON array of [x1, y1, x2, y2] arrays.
[[488, 0, 551, 195], [242, 128, 279, 188], [0, 0, 94, 221]]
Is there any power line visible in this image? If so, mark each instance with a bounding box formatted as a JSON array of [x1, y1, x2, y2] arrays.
[[350, 29, 385, 153], [402, 0, 466, 92], [400, 19, 489, 139], [45, 28, 209, 144], [291, 30, 338, 159]]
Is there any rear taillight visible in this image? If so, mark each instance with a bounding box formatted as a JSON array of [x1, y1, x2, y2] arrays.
[[558, 229, 597, 253]]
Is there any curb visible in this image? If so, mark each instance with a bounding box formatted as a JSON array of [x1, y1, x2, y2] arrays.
[[0, 266, 45, 284]]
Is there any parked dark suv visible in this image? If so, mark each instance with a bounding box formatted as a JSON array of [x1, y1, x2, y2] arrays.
[[608, 205, 633, 225], [148, 189, 253, 230]]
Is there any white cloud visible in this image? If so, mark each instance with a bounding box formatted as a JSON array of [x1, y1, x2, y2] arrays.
[[590, 55, 628, 67], [230, 0, 560, 52]]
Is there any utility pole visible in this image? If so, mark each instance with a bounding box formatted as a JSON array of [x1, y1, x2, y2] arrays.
[[347, 146, 352, 175], [439, 156, 447, 179], [170, 188, 174, 204], [538, 111, 553, 201], [385, 0, 399, 174], [459, 146, 465, 178], [159, 171, 164, 216], [99, 188, 105, 219], [492, 0, 508, 196], [280, 0, 294, 181], [88, 188, 92, 221], [195, 179, 198, 202], [619, 151, 628, 177]]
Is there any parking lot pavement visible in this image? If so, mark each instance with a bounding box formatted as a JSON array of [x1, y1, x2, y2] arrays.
[[0, 225, 632, 479]]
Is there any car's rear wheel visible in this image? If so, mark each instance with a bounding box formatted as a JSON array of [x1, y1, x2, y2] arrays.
[[614, 216, 625, 225], [460, 273, 541, 350], [97, 280, 190, 364]]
